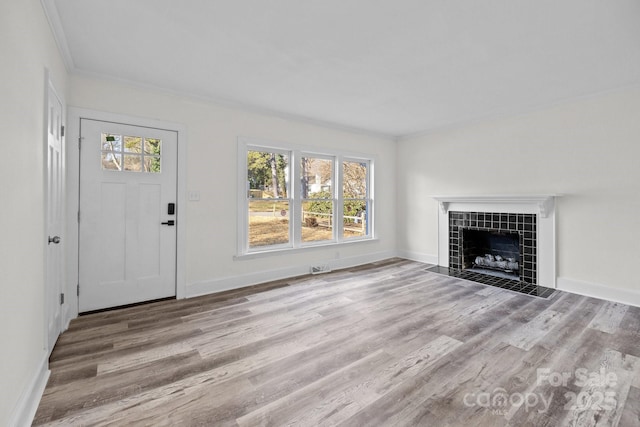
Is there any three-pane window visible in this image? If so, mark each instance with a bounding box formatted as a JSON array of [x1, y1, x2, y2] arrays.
[[240, 140, 373, 254]]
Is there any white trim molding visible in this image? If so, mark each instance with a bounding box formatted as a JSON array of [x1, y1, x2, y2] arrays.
[[187, 250, 395, 298], [396, 250, 439, 265], [40, 0, 75, 71], [557, 277, 640, 308], [9, 354, 49, 427], [433, 194, 559, 288]]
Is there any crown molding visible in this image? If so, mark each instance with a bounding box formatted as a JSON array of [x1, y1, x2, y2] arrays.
[[40, 0, 75, 71]]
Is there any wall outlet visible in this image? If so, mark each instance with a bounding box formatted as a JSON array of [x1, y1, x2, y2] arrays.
[[310, 264, 331, 274]]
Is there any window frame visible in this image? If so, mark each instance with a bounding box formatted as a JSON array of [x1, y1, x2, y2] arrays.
[[237, 137, 375, 256]]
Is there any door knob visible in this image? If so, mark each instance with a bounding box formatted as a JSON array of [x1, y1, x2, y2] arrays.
[[48, 235, 61, 245], [161, 220, 175, 226]]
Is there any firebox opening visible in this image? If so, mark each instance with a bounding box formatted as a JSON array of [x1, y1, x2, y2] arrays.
[[461, 228, 520, 280]]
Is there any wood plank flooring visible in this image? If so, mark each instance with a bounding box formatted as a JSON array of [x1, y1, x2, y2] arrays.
[[33, 259, 640, 426]]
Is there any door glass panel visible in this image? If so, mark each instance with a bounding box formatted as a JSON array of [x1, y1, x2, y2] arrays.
[[144, 156, 161, 173], [101, 152, 122, 171], [144, 138, 162, 173], [124, 136, 142, 153], [123, 155, 142, 172], [102, 134, 122, 151], [101, 133, 162, 173], [144, 138, 161, 155]]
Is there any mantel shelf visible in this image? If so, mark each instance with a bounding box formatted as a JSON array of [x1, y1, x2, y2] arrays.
[[432, 194, 560, 218]]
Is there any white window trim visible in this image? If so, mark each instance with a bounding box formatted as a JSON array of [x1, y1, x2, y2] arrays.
[[237, 137, 375, 257]]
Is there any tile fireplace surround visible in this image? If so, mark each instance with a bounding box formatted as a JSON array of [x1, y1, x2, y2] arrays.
[[431, 195, 558, 294], [448, 211, 537, 284]]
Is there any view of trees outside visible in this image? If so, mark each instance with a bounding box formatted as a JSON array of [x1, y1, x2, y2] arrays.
[[101, 134, 161, 173], [301, 157, 333, 243], [246, 149, 369, 248], [342, 161, 368, 238], [143, 138, 161, 172], [247, 150, 290, 247], [247, 150, 289, 198]]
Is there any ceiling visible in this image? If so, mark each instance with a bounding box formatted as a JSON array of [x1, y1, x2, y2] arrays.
[[43, 0, 640, 138]]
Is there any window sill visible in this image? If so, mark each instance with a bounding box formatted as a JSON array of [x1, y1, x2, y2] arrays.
[[234, 237, 379, 261]]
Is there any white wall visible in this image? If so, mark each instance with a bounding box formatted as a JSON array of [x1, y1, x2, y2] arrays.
[[0, 0, 68, 425], [397, 86, 640, 303], [67, 75, 397, 301]]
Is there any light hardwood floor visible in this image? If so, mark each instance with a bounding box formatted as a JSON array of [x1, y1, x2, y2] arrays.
[[34, 259, 640, 426]]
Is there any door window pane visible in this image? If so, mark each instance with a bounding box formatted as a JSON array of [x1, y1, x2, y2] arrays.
[[101, 152, 122, 171], [144, 138, 161, 155], [123, 154, 142, 172], [143, 138, 162, 173], [143, 156, 161, 173], [102, 134, 122, 151], [124, 136, 142, 153]]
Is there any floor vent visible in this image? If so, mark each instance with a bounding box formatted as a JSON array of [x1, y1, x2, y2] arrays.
[[310, 264, 331, 274]]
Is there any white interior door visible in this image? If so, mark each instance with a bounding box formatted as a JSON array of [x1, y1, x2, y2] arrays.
[[79, 119, 177, 312], [46, 81, 65, 352]]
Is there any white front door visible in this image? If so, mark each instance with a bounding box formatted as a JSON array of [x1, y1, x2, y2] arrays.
[[79, 119, 177, 312], [46, 81, 65, 352]]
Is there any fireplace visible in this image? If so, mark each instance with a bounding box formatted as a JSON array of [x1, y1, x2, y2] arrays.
[[428, 194, 559, 297], [461, 229, 520, 279], [449, 211, 537, 284]]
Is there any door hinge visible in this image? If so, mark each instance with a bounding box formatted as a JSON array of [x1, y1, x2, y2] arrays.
[[77, 210, 80, 223], [60, 293, 65, 305], [78, 137, 82, 150], [77, 284, 80, 296], [61, 125, 65, 137]]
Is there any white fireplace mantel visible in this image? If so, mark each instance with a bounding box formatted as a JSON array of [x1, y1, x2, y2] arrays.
[[432, 194, 559, 288], [432, 194, 559, 218]]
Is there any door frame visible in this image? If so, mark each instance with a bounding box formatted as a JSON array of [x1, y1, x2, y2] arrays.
[[65, 107, 187, 322]]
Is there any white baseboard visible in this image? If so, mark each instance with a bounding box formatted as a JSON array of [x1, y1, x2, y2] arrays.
[[396, 250, 438, 265], [186, 250, 397, 298], [557, 277, 640, 308], [9, 354, 49, 427]]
